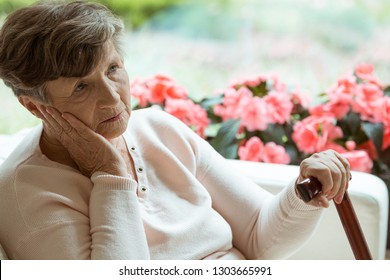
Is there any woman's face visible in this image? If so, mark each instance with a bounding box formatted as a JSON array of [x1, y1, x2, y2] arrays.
[[44, 41, 131, 140]]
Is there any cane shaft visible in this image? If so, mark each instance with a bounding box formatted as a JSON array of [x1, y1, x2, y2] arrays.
[[335, 193, 372, 260], [296, 176, 372, 260]]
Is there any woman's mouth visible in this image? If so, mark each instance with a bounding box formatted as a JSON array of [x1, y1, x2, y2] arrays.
[[103, 111, 123, 123]]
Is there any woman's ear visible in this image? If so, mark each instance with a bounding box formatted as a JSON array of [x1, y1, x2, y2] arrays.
[[18, 96, 45, 120]]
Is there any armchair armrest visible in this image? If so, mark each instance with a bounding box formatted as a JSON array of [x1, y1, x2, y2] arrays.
[[227, 159, 389, 260]]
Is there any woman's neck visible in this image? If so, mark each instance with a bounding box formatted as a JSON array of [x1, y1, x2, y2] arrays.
[[39, 129, 78, 169]]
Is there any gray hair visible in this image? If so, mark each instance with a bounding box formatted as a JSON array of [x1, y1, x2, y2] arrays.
[[0, 0, 124, 103]]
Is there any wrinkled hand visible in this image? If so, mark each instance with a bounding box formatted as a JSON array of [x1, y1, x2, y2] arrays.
[[37, 106, 128, 178], [296, 150, 351, 208]]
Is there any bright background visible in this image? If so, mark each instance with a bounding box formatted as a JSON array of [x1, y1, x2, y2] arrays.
[[1, 0, 390, 134]]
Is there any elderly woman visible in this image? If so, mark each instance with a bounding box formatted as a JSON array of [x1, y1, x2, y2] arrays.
[[0, 1, 350, 260]]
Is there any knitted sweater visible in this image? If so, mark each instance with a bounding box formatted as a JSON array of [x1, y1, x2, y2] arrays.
[[0, 108, 323, 260]]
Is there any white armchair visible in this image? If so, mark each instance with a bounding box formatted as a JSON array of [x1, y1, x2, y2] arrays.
[[227, 159, 389, 259], [0, 128, 388, 259]]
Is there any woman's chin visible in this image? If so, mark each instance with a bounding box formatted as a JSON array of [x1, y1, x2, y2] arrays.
[[97, 112, 130, 140]]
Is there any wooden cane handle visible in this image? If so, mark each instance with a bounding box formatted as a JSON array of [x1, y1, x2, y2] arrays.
[[296, 176, 372, 260]]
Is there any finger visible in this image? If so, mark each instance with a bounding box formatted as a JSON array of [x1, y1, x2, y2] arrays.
[[37, 105, 64, 135], [335, 152, 351, 188], [326, 155, 346, 200], [315, 194, 330, 208], [39, 106, 80, 148], [31, 109, 45, 120], [61, 112, 98, 140], [310, 151, 347, 200], [303, 159, 334, 196], [331, 151, 351, 203], [46, 107, 74, 135], [334, 151, 351, 170]]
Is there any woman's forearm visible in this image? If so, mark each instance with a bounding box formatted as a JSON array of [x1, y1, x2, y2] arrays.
[[90, 172, 150, 259]]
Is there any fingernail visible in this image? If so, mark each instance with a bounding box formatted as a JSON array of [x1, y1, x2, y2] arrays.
[[335, 195, 343, 204]]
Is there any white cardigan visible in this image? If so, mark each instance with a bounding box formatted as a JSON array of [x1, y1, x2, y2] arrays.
[[0, 109, 388, 259], [0, 108, 322, 260]]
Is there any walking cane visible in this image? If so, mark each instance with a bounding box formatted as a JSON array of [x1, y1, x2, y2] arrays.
[[296, 176, 373, 260]]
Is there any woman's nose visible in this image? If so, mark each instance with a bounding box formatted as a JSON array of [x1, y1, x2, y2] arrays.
[[97, 79, 121, 108]]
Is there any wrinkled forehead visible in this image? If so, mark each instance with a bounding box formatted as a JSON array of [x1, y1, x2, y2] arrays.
[[65, 40, 123, 79], [93, 41, 123, 70], [43, 41, 124, 101]]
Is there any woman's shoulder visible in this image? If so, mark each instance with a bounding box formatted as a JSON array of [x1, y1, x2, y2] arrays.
[[0, 125, 47, 187], [132, 107, 178, 122], [130, 107, 189, 132], [126, 107, 201, 148]]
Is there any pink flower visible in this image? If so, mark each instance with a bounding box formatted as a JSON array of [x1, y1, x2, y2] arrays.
[[374, 96, 390, 127], [346, 140, 356, 151], [383, 127, 390, 151], [358, 140, 378, 160], [240, 97, 269, 131], [148, 74, 187, 104], [213, 86, 253, 121], [292, 115, 343, 154], [164, 98, 210, 138], [262, 142, 291, 164], [130, 78, 150, 107], [323, 142, 348, 154], [310, 76, 357, 120], [309, 101, 350, 120], [355, 63, 374, 79], [239, 137, 290, 164], [341, 150, 373, 173], [291, 90, 311, 109], [238, 136, 264, 162], [263, 91, 294, 124], [232, 74, 267, 88], [352, 83, 383, 122], [371, 96, 390, 150], [331, 75, 358, 97], [355, 63, 381, 86]]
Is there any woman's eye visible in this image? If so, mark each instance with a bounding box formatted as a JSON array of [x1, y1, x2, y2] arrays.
[[74, 83, 87, 93], [108, 64, 119, 74]]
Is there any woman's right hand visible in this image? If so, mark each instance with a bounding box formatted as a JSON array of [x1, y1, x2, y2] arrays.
[[37, 106, 128, 178]]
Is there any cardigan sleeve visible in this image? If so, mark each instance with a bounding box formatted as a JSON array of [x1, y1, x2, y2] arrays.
[[147, 110, 324, 259], [195, 138, 324, 259], [145, 114, 320, 260], [89, 172, 150, 259], [10, 169, 149, 260]]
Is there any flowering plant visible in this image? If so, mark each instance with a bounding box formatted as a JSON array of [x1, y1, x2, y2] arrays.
[[131, 64, 390, 187]]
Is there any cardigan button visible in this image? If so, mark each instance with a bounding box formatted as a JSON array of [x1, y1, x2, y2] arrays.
[[140, 186, 147, 192], [137, 167, 144, 173]]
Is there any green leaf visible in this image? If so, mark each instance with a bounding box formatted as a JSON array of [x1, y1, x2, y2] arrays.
[[379, 147, 390, 167], [372, 160, 390, 187], [249, 81, 268, 98], [204, 123, 220, 138], [285, 144, 301, 165], [199, 94, 224, 110], [199, 94, 224, 124], [209, 119, 241, 159], [338, 111, 361, 136], [384, 85, 390, 97], [258, 124, 287, 145], [361, 121, 384, 154]]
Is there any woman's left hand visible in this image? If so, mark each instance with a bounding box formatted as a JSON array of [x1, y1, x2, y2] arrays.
[[296, 150, 351, 208]]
